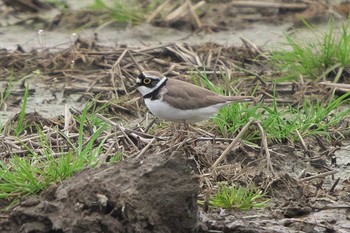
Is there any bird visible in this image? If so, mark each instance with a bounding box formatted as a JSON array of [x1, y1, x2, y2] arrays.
[[136, 71, 255, 124]]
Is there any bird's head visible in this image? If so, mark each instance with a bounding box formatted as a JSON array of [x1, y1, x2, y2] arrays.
[[136, 71, 167, 96]]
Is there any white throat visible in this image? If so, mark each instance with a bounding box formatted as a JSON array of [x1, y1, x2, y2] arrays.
[[137, 77, 168, 96]]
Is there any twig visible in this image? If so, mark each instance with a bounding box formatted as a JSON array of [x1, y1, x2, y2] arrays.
[[63, 86, 118, 94], [96, 114, 138, 150], [96, 140, 115, 166], [127, 50, 143, 73], [134, 138, 156, 159], [298, 169, 306, 179], [146, 0, 170, 23], [315, 135, 328, 151], [158, 138, 192, 154], [165, 1, 205, 24], [240, 37, 268, 59], [164, 1, 187, 22], [63, 104, 72, 135], [256, 121, 274, 174], [144, 118, 157, 133], [319, 81, 350, 90], [96, 113, 166, 143], [329, 177, 340, 193], [298, 170, 338, 182], [189, 125, 215, 137], [116, 124, 139, 151], [279, 218, 334, 231], [296, 129, 311, 156], [127, 131, 156, 144], [313, 205, 350, 210], [212, 47, 222, 78], [95, 113, 117, 126], [231, 1, 308, 10], [112, 49, 128, 71], [111, 49, 128, 98], [186, 0, 202, 29], [174, 137, 193, 150], [57, 130, 79, 151], [211, 119, 254, 170]]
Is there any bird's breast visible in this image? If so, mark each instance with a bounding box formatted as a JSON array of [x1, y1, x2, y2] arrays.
[[144, 98, 226, 123]]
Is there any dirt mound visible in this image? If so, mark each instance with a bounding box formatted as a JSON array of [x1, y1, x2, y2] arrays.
[[0, 151, 199, 233]]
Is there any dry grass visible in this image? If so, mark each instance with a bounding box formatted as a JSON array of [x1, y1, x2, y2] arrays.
[[0, 37, 348, 212]]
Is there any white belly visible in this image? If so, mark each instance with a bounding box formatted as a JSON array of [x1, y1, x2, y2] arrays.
[[144, 99, 226, 123]]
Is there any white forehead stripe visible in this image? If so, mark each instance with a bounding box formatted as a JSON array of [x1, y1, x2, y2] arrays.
[[137, 73, 168, 97], [141, 72, 167, 88], [142, 72, 163, 79]]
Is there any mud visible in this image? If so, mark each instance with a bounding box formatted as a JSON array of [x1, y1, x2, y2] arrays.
[[0, 150, 199, 233]]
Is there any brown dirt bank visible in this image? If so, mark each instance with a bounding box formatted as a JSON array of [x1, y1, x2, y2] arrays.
[[0, 151, 199, 233]]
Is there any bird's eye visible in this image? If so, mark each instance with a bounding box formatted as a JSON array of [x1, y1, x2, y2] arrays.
[[143, 78, 151, 84]]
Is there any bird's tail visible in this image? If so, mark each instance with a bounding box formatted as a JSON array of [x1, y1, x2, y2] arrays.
[[226, 96, 256, 102]]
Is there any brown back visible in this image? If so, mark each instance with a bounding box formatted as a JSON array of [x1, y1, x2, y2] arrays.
[[162, 79, 231, 110]]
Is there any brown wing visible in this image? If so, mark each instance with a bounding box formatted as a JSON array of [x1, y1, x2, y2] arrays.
[[163, 79, 229, 110]]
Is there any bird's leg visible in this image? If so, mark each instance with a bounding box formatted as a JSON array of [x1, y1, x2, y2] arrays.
[[183, 122, 199, 147], [169, 122, 181, 146], [169, 121, 196, 147], [170, 121, 187, 144], [176, 121, 187, 140], [182, 120, 195, 139]]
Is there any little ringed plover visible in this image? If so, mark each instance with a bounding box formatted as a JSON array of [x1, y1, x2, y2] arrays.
[[136, 71, 254, 123]]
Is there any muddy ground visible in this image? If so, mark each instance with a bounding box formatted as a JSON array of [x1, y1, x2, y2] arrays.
[[1, 0, 350, 232]]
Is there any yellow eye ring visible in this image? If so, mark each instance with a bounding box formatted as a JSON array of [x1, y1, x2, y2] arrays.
[[143, 78, 151, 84]]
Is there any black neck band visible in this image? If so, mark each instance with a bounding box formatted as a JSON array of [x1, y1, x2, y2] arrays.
[[143, 79, 168, 100]]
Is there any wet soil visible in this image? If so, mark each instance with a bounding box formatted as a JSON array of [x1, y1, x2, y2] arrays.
[[0, 151, 199, 233], [1, 0, 350, 233]]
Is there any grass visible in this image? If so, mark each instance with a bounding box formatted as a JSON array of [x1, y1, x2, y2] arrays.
[[15, 84, 29, 136], [209, 183, 268, 210], [0, 77, 13, 110], [191, 19, 350, 142], [90, 0, 166, 25], [192, 71, 350, 142], [216, 92, 349, 142], [270, 18, 350, 82], [0, 100, 120, 205]]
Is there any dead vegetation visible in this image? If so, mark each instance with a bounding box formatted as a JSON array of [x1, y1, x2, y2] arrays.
[[1, 34, 349, 231], [1, 0, 348, 31], [0, 36, 333, 108]]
